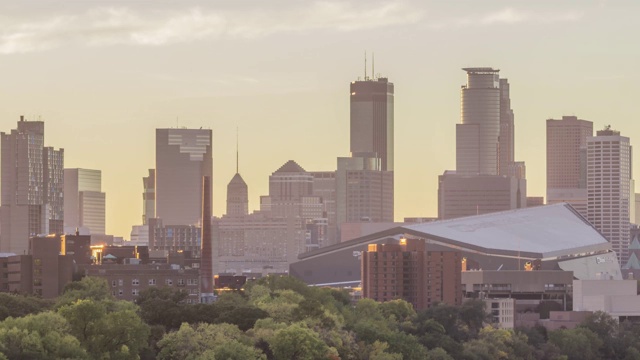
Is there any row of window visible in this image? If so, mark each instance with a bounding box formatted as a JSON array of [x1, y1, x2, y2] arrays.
[[112, 278, 198, 287]]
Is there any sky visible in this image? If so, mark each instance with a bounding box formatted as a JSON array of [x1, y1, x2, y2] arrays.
[[0, 0, 639, 238]]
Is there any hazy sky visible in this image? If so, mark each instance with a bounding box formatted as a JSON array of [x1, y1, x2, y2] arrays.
[[1, 0, 638, 238]]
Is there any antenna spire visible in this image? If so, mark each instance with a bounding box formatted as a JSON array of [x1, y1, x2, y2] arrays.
[[372, 52, 375, 80], [236, 126, 239, 174], [364, 51, 367, 80]]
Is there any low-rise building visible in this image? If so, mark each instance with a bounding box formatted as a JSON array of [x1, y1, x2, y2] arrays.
[[462, 270, 574, 311], [573, 279, 640, 320], [485, 298, 515, 329], [84, 263, 201, 302]]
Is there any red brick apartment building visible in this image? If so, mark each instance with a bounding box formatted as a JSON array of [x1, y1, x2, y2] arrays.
[[362, 238, 461, 310]]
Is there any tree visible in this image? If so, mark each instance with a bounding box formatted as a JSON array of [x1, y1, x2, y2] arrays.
[[136, 287, 190, 330], [0, 311, 88, 359], [379, 299, 416, 323], [0, 293, 53, 321], [56, 277, 113, 307], [269, 323, 330, 360], [461, 326, 534, 360], [213, 339, 266, 360], [579, 311, 619, 358], [157, 322, 258, 360], [426, 347, 455, 360], [58, 299, 150, 359], [548, 327, 603, 360]]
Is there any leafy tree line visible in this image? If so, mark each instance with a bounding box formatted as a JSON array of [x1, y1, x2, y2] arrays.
[[2, 276, 640, 359]]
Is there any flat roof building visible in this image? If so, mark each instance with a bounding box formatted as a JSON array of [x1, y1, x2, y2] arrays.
[[362, 238, 461, 310]]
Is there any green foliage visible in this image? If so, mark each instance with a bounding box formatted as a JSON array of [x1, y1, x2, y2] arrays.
[[426, 347, 455, 360], [58, 299, 150, 359], [157, 322, 262, 360], [136, 286, 190, 330], [548, 327, 603, 360], [0, 311, 88, 359], [0, 293, 53, 321], [56, 276, 113, 308], [268, 323, 330, 360]]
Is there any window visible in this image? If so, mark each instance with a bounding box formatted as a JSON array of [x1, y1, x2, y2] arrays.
[[149, 279, 156, 285], [132, 279, 139, 286], [166, 279, 173, 286], [112, 280, 117, 287], [118, 279, 123, 286], [132, 288, 139, 296], [178, 279, 185, 286], [118, 289, 123, 296]]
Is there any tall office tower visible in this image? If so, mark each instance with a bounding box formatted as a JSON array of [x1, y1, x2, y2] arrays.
[[587, 127, 632, 264], [438, 171, 526, 220], [350, 77, 394, 171], [64, 169, 106, 235], [155, 128, 212, 226], [1, 116, 64, 254], [336, 154, 394, 229], [457, 68, 501, 175], [142, 169, 155, 225], [547, 116, 593, 216], [498, 79, 515, 176]]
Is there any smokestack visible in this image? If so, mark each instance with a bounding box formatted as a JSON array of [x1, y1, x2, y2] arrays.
[[200, 176, 214, 302]]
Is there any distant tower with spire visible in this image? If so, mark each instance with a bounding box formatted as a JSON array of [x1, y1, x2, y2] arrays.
[[226, 129, 248, 217]]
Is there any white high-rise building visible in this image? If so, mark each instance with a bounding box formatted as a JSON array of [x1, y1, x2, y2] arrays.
[[64, 168, 106, 234], [587, 127, 632, 264], [155, 128, 212, 226]]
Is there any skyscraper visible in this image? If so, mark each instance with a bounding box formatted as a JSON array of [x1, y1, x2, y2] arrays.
[[441, 68, 525, 220], [1, 116, 64, 254], [64, 168, 106, 235], [457, 68, 501, 175], [547, 116, 593, 216], [155, 128, 212, 226], [350, 77, 394, 171], [587, 127, 632, 264]]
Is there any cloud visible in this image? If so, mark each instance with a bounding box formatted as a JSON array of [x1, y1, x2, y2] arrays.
[[430, 7, 583, 30], [0, 2, 423, 54]]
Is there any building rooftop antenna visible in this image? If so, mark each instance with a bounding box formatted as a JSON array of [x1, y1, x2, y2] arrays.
[[236, 126, 239, 174], [372, 52, 375, 80], [364, 51, 367, 80]]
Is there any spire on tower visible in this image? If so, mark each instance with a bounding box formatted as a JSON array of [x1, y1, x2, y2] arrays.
[[236, 126, 239, 174]]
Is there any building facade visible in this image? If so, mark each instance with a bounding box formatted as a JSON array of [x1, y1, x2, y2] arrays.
[[155, 128, 212, 226], [148, 218, 201, 257], [587, 127, 632, 264], [350, 77, 394, 171], [438, 171, 526, 220], [336, 155, 394, 235], [142, 169, 155, 225], [64, 168, 106, 235], [1, 116, 64, 254], [547, 116, 593, 216], [361, 238, 461, 310]]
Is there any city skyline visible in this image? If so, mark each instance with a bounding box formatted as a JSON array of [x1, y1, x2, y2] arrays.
[[0, 1, 638, 238]]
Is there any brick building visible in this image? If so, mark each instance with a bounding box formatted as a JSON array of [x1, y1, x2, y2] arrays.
[[361, 238, 461, 310]]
